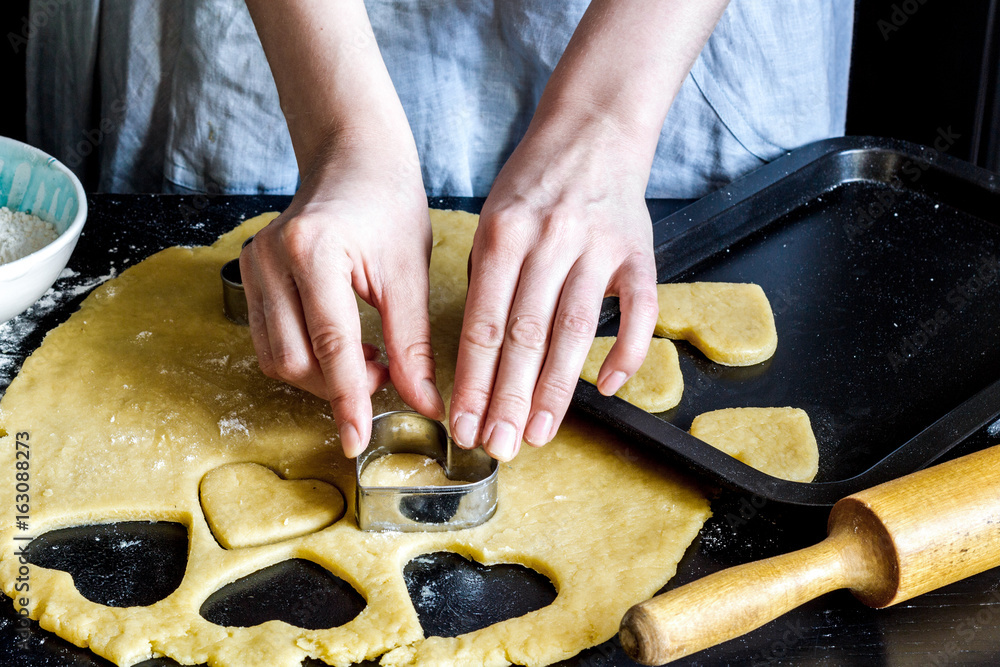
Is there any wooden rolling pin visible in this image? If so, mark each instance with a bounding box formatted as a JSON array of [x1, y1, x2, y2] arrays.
[[619, 443, 1000, 665]]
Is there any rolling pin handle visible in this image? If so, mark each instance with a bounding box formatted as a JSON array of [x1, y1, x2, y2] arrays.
[[620, 536, 849, 665]]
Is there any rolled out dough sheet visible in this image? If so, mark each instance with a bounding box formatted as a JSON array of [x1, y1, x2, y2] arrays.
[[0, 210, 711, 667], [655, 282, 777, 366], [580, 336, 683, 412], [690, 407, 819, 483]]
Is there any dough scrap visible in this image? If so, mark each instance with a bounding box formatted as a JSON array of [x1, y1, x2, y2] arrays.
[[200, 462, 345, 549], [689, 407, 818, 482], [580, 337, 683, 412], [0, 210, 711, 667], [655, 282, 777, 366], [359, 454, 462, 488]]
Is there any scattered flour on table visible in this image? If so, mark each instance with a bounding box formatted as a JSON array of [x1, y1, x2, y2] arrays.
[[0, 266, 118, 388], [0, 207, 58, 265], [419, 585, 438, 604]]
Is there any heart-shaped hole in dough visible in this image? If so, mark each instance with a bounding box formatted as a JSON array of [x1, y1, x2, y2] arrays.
[[25, 522, 188, 607], [199, 558, 366, 630], [404, 552, 556, 637], [199, 462, 344, 549]]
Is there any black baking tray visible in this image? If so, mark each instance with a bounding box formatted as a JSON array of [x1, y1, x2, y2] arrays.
[[573, 136, 1000, 506]]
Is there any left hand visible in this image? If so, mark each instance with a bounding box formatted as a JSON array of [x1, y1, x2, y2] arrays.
[[449, 107, 660, 461]]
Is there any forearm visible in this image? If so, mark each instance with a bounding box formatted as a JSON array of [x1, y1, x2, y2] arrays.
[[536, 0, 729, 166], [245, 0, 414, 174]]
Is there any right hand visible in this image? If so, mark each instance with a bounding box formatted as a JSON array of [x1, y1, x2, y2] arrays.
[[239, 138, 445, 457]]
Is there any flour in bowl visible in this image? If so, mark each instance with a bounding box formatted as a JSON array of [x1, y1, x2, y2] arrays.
[[0, 207, 59, 265]]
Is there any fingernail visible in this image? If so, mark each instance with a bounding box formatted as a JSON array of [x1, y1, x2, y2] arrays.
[[601, 371, 628, 396], [453, 412, 479, 449], [487, 422, 518, 462], [340, 422, 363, 458], [524, 411, 554, 446], [422, 378, 445, 419]]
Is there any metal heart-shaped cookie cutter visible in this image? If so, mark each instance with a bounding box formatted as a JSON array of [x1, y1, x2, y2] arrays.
[[356, 411, 499, 532]]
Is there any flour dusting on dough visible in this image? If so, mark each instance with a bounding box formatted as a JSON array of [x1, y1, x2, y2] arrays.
[[218, 416, 250, 438]]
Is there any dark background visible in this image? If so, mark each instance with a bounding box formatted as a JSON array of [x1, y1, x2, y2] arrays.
[[849, 0, 1000, 170], [1, 1, 1000, 173], [1, 0, 28, 143]]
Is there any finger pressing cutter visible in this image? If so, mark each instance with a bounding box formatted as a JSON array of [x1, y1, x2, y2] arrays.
[[356, 411, 499, 532]]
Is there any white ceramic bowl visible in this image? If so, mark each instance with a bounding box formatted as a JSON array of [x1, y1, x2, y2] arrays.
[[0, 137, 88, 324]]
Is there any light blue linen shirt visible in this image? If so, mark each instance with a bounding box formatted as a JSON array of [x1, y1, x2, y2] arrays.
[[26, 0, 853, 198]]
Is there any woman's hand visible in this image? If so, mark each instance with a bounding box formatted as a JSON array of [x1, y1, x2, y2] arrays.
[[449, 0, 729, 461], [240, 140, 444, 458], [244, 0, 444, 457], [449, 110, 659, 461]]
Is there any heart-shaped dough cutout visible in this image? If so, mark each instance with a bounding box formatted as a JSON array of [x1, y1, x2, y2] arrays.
[[689, 407, 818, 482], [581, 336, 683, 412], [655, 282, 777, 366], [200, 462, 344, 549]]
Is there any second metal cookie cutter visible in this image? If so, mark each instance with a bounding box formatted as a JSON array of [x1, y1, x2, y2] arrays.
[[220, 235, 255, 325], [356, 411, 499, 532]]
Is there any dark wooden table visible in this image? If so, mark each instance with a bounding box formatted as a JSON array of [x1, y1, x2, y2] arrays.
[[2, 195, 999, 667]]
